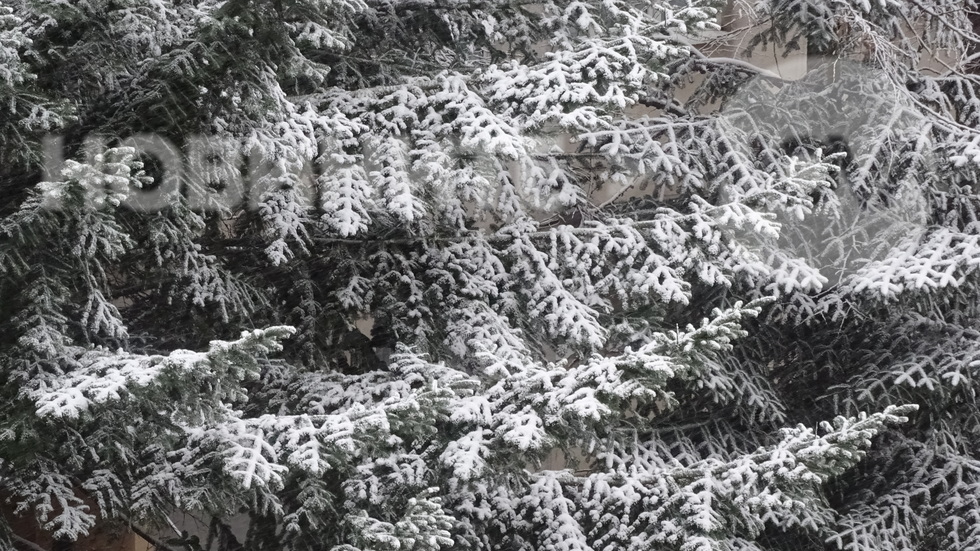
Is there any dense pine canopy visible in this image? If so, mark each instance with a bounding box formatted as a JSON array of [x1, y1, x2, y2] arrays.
[[0, 1, 979, 551]]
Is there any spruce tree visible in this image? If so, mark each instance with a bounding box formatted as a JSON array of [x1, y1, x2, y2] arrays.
[[0, 1, 976, 551]]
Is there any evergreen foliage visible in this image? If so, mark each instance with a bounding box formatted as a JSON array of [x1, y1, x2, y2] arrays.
[[0, 1, 977, 551]]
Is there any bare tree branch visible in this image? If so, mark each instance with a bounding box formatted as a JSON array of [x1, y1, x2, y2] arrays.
[[11, 535, 49, 551]]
